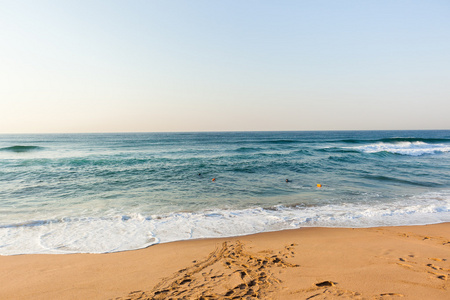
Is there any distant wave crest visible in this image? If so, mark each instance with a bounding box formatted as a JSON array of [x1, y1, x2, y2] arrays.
[[340, 137, 450, 144], [350, 141, 450, 156], [0, 145, 43, 153]]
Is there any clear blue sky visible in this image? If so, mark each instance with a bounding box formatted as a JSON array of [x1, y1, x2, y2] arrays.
[[1, 1, 449, 133]]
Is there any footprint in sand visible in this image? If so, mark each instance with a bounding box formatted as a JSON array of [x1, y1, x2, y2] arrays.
[[115, 241, 298, 300], [396, 256, 450, 282], [301, 281, 404, 300]]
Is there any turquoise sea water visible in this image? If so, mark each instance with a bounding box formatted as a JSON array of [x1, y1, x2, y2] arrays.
[[1, 130, 450, 255]]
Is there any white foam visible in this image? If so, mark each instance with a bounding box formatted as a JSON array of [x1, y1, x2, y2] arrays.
[[1, 191, 450, 255], [351, 142, 450, 156], [0, 216, 159, 255]]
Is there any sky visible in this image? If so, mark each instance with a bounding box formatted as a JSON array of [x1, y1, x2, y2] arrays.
[[1, 0, 449, 133]]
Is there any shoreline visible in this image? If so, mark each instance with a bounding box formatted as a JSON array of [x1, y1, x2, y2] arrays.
[[1, 223, 449, 299]]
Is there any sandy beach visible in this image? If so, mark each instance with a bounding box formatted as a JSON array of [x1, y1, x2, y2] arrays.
[[1, 223, 449, 299]]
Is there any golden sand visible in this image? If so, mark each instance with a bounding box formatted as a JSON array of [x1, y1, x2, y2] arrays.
[[1, 223, 449, 299]]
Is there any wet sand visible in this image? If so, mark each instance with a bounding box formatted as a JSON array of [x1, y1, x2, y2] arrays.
[[1, 223, 449, 299]]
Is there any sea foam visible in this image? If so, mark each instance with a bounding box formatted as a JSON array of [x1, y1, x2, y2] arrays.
[[1, 191, 449, 255], [352, 141, 450, 156]]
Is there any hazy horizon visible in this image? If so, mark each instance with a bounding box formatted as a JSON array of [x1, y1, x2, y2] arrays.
[[1, 1, 449, 134], [1, 129, 450, 137]]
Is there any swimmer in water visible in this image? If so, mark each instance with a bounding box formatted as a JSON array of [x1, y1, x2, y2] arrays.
[[285, 179, 290, 182]]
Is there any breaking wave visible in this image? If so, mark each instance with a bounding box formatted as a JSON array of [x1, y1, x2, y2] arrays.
[[1, 191, 449, 255], [350, 142, 450, 156]]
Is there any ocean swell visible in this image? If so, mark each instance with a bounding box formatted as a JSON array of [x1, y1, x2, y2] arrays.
[[0, 145, 43, 153]]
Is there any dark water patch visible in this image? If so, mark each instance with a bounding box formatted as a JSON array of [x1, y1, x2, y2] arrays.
[[0, 145, 44, 153], [316, 147, 360, 154], [228, 165, 258, 173], [290, 149, 314, 156], [363, 175, 440, 187], [368, 151, 401, 158], [286, 163, 313, 173], [258, 139, 300, 144], [252, 152, 290, 159], [327, 155, 361, 163], [233, 147, 262, 153], [57, 157, 152, 168]]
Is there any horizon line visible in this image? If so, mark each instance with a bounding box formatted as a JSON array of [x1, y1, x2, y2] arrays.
[[1, 128, 449, 135]]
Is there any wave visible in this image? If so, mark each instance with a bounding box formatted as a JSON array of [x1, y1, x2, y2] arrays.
[[1, 191, 449, 255], [234, 147, 262, 153], [379, 137, 450, 143], [349, 142, 450, 156], [0, 145, 43, 153], [290, 149, 314, 156], [327, 155, 361, 163], [363, 175, 440, 187], [317, 147, 360, 154], [339, 137, 450, 144], [259, 139, 299, 144]]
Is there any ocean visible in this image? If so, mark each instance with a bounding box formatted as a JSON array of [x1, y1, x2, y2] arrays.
[[1, 130, 449, 255]]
